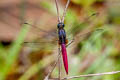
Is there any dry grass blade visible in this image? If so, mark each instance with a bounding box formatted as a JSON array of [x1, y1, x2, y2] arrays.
[[44, 47, 61, 80], [55, 0, 61, 23], [48, 71, 120, 80], [61, 0, 70, 23], [58, 47, 62, 80], [63, 71, 120, 80]]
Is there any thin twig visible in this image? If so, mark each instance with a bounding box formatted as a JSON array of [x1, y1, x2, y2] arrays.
[[44, 48, 61, 80], [55, 0, 70, 23], [63, 71, 120, 80], [58, 47, 62, 80], [61, 0, 70, 23], [44, 42, 74, 80], [55, 0, 61, 23], [49, 71, 120, 80]]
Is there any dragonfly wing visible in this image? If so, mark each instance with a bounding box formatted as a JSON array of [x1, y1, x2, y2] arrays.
[[66, 13, 99, 40], [22, 35, 59, 51], [22, 22, 59, 49], [24, 22, 57, 38]]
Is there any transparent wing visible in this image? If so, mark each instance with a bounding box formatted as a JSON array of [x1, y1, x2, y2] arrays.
[[21, 22, 59, 51], [22, 13, 101, 51], [66, 13, 100, 40]]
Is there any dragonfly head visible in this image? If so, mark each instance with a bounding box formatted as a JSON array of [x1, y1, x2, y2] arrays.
[[57, 23, 65, 29]]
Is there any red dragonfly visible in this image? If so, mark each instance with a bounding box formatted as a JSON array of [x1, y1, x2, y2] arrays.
[[25, 0, 70, 74], [54, 0, 70, 74], [23, 0, 99, 75]]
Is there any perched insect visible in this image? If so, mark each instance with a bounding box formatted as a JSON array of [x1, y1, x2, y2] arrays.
[[23, 0, 99, 75], [55, 0, 71, 74], [57, 22, 68, 74], [24, 0, 70, 74]]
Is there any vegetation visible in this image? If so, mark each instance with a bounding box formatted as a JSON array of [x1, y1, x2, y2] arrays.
[[0, 0, 120, 80]]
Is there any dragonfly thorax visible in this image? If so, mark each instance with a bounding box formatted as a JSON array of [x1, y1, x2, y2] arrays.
[[57, 23, 65, 29], [58, 29, 66, 44]]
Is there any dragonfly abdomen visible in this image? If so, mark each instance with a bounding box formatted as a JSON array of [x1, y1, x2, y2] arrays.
[[61, 43, 68, 74]]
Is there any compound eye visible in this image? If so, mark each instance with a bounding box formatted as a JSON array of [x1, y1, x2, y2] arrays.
[[57, 23, 60, 29], [62, 23, 65, 27]]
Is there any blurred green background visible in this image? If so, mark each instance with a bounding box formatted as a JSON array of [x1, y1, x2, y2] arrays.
[[0, 0, 120, 80]]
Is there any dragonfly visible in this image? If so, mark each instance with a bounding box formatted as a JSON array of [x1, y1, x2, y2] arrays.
[[25, 0, 70, 74], [23, 0, 99, 75]]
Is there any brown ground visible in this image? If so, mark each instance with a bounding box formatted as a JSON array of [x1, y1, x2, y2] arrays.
[[0, 0, 57, 42]]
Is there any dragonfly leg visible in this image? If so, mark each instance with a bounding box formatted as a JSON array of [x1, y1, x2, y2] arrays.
[[65, 39, 68, 44], [66, 38, 74, 47]]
